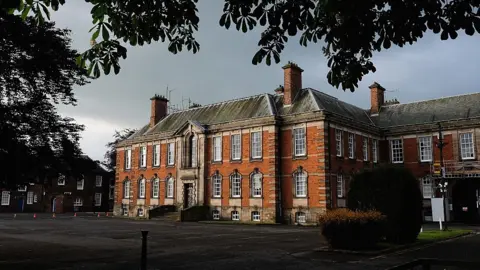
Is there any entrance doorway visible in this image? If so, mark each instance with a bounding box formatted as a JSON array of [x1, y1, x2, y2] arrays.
[[452, 178, 480, 223], [183, 183, 194, 208]]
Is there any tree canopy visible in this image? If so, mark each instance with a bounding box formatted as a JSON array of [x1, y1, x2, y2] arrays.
[[0, 13, 90, 188], [2, 0, 479, 91], [103, 128, 137, 171]]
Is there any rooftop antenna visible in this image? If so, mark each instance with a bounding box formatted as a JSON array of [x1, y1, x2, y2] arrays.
[[166, 85, 176, 101], [182, 96, 192, 109]]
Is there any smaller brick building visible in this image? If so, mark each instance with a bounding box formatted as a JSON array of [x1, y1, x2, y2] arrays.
[[0, 156, 114, 213]]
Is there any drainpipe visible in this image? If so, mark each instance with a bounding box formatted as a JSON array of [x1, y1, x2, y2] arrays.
[[276, 121, 283, 223], [326, 119, 333, 209]]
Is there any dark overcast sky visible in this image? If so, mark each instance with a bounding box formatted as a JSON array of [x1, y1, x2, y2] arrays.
[[50, 1, 480, 161]]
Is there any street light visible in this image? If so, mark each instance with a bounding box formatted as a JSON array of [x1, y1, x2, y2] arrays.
[[437, 122, 448, 230]]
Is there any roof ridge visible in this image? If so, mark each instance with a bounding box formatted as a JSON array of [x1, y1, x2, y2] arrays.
[[308, 87, 370, 112], [382, 91, 480, 108]]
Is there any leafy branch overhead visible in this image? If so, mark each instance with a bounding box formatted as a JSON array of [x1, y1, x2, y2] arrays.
[[4, 0, 480, 91]]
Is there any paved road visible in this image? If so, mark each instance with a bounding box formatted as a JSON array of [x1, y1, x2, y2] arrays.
[[0, 215, 479, 269]]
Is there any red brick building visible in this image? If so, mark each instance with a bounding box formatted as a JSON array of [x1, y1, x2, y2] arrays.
[[114, 62, 480, 224]]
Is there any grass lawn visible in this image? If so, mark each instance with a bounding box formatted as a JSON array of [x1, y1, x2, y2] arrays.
[[417, 229, 473, 242]]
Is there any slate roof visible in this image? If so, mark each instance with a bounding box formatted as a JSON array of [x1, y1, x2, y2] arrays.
[[374, 93, 480, 128]]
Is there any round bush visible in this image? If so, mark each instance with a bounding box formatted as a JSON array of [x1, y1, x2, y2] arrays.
[[347, 165, 423, 244]]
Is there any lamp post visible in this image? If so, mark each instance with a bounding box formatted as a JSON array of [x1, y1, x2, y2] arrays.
[[437, 122, 448, 230]]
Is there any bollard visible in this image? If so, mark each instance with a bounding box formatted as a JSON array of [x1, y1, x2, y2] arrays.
[[141, 230, 149, 270]]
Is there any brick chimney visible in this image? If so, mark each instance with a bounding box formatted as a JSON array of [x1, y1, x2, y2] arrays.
[[150, 94, 169, 128], [369, 82, 385, 115], [282, 61, 304, 105]]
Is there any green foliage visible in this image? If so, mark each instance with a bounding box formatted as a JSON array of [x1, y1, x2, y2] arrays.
[[0, 13, 89, 188], [103, 128, 137, 171], [347, 166, 424, 244], [2, 0, 480, 91], [318, 208, 386, 250]]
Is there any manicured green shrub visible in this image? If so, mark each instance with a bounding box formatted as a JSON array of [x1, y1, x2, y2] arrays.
[[319, 208, 386, 250], [347, 165, 424, 244]]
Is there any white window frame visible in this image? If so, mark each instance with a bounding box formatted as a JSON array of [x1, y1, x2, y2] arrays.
[[250, 131, 262, 159], [138, 208, 144, 217], [139, 146, 147, 168], [231, 210, 240, 221], [230, 173, 241, 198], [1, 191, 10, 206], [335, 129, 343, 157], [74, 197, 83, 207], [95, 175, 103, 187], [251, 173, 262, 197], [251, 211, 260, 222], [372, 139, 378, 163], [296, 212, 306, 224], [422, 177, 433, 199], [166, 177, 174, 198], [391, 139, 404, 163], [153, 144, 161, 167], [294, 171, 307, 197], [57, 174, 66, 186], [231, 134, 241, 161], [213, 136, 222, 162], [363, 138, 369, 161], [191, 136, 198, 167], [337, 175, 344, 198], [125, 149, 132, 170], [27, 191, 34, 205], [77, 179, 84, 190], [152, 179, 160, 198], [17, 185, 27, 192], [212, 210, 220, 220], [293, 127, 306, 157], [348, 133, 355, 159], [124, 181, 131, 199], [418, 136, 433, 162], [94, 193, 102, 206], [139, 179, 146, 198], [212, 174, 222, 198], [122, 204, 128, 216], [460, 132, 475, 160], [33, 194, 38, 203], [167, 143, 175, 165]]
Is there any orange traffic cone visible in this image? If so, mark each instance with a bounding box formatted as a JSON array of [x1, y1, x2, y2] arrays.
[[97, 212, 100, 218], [52, 213, 56, 219], [106, 212, 109, 217], [74, 212, 77, 217], [33, 213, 37, 219]]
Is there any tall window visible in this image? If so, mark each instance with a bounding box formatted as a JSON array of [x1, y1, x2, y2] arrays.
[[418, 136, 433, 162], [230, 172, 241, 198], [167, 142, 175, 165], [95, 175, 103, 187], [391, 139, 404, 163], [57, 174, 66, 186], [422, 177, 433, 198], [77, 179, 84, 190], [231, 134, 241, 160], [212, 174, 222, 198], [335, 129, 343, 157], [1, 191, 9, 206], [123, 180, 131, 199], [74, 197, 83, 207], [152, 178, 160, 198], [348, 133, 355, 159], [153, 144, 160, 167], [213, 136, 222, 161], [460, 133, 475, 160], [27, 192, 34, 204], [337, 175, 344, 198], [250, 173, 262, 197], [363, 138, 369, 161], [191, 135, 197, 167], [95, 193, 102, 206], [250, 131, 262, 158], [138, 179, 146, 198], [166, 177, 174, 198], [139, 146, 147, 168], [372, 139, 378, 163], [293, 127, 306, 156], [294, 171, 307, 197], [125, 149, 132, 169]]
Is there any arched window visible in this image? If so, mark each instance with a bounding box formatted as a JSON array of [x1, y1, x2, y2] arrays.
[[123, 180, 131, 199], [250, 171, 262, 197], [191, 135, 197, 167], [152, 178, 160, 198], [166, 177, 174, 198], [230, 171, 242, 198], [212, 172, 222, 198], [294, 169, 307, 197], [138, 178, 146, 198]]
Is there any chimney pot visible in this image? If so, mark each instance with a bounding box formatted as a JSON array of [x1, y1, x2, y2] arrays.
[[282, 61, 304, 105], [369, 82, 385, 115], [150, 94, 169, 128]]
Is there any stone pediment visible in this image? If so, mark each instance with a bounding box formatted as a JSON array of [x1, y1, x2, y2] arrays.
[[172, 120, 206, 136]]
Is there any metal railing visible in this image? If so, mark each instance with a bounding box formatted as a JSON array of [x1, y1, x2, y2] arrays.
[[431, 160, 480, 178], [386, 259, 480, 270]]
